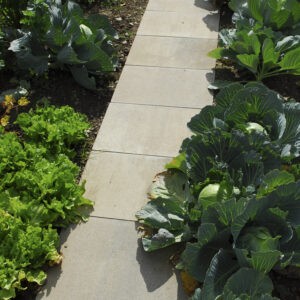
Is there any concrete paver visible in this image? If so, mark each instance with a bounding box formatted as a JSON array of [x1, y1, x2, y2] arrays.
[[93, 102, 198, 157], [146, 0, 216, 12], [138, 10, 219, 39], [126, 35, 217, 70], [37, 218, 187, 300], [81, 151, 170, 221], [112, 66, 214, 108]]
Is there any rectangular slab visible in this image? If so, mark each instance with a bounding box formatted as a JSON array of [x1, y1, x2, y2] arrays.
[[81, 151, 170, 220], [147, 0, 216, 12], [112, 66, 214, 108], [37, 218, 188, 300], [126, 36, 217, 70], [138, 10, 219, 39], [93, 103, 198, 157]]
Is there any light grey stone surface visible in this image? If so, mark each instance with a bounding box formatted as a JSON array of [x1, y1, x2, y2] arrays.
[[138, 10, 219, 39], [93, 103, 197, 157], [38, 2, 220, 299], [37, 218, 188, 300], [126, 36, 217, 70], [146, 0, 216, 12], [112, 66, 214, 108], [81, 151, 170, 220]]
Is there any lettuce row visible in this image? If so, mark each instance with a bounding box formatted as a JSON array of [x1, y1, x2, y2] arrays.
[[136, 83, 300, 299], [0, 106, 93, 298]]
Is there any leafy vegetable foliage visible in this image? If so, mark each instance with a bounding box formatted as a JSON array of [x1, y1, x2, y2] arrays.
[[0, 105, 93, 298], [229, 0, 300, 34], [15, 105, 90, 157], [209, 25, 300, 81], [136, 83, 300, 299], [0, 0, 28, 28], [9, 0, 118, 90]]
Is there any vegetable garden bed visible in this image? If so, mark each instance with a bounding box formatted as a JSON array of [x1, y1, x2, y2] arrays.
[[0, 0, 147, 299], [136, 1, 300, 299]]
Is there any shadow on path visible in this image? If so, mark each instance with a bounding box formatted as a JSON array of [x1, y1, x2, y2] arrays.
[[136, 238, 188, 299], [194, 0, 217, 11]]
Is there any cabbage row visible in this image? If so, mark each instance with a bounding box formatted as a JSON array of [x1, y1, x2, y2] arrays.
[[136, 0, 300, 298], [0, 105, 93, 299], [137, 83, 300, 299]]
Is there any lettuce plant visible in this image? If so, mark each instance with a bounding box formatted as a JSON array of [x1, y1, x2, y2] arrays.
[[136, 84, 300, 299], [9, 0, 118, 90], [209, 25, 300, 81], [15, 105, 90, 158], [0, 105, 93, 297], [0, 209, 61, 299]]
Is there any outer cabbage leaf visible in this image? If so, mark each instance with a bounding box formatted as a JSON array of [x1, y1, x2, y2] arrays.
[[198, 250, 240, 300], [222, 268, 275, 299]]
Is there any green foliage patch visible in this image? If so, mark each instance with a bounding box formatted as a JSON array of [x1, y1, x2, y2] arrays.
[[209, 25, 300, 81], [229, 0, 300, 34], [8, 0, 118, 90], [0, 105, 92, 298], [0, 0, 28, 28], [136, 83, 300, 299]]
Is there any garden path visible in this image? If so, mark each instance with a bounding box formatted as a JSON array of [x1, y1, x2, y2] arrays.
[[37, 1, 219, 299]]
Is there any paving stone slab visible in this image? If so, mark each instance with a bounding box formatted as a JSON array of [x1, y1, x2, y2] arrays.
[[126, 36, 217, 70], [147, 0, 216, 12], [81, 151, 170, 220], [37, 218, 188, 300], [93, 103, 198, 157], [112, 66, 214, 108], [138, 10, 219, 39]]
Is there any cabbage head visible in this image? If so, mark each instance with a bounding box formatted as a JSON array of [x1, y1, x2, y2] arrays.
[[245, 122, 267, 135], [238, 226, 280, 253]]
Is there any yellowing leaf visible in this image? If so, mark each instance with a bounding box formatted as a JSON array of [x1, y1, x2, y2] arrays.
[[1, 115, 10, 127], [180, 271, 199, 296], [4, 94, 16, 107], [18, 97, 30, 106]]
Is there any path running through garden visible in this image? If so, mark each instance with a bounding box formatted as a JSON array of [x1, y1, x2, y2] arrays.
[[37, 1, 219, 299]]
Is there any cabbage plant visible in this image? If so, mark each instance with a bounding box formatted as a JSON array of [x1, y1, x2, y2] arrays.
[[136, 84, 300, 299], [9, 0, 118, 90], [229, 0, 300, 34], [209, 25, 300, 81]]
